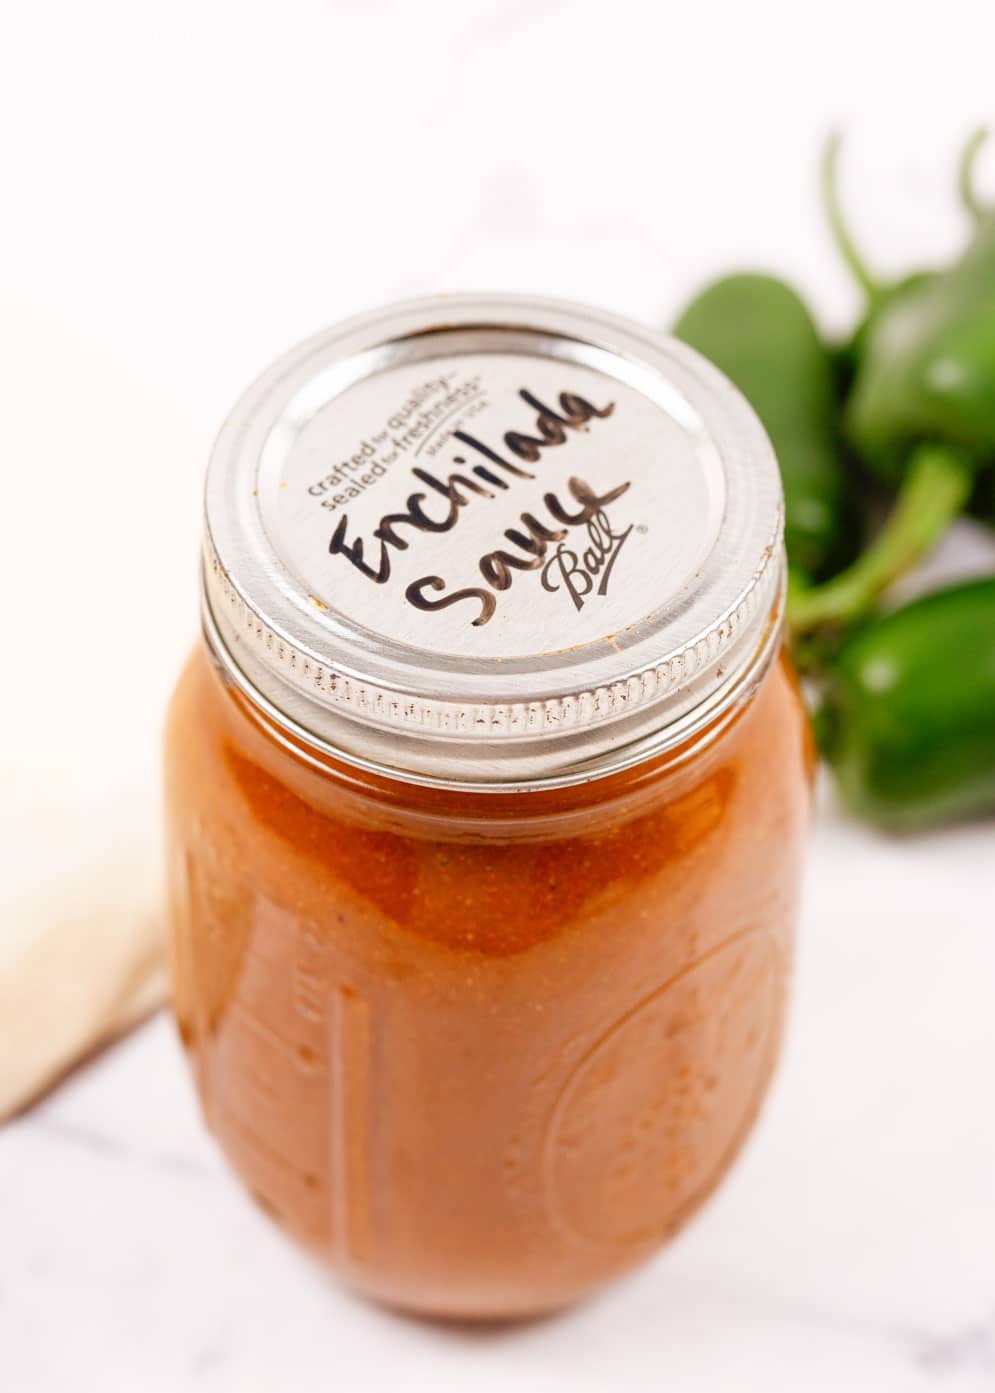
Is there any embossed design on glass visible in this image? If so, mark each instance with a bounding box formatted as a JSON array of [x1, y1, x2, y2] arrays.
[[542, 931, 780, 1249]]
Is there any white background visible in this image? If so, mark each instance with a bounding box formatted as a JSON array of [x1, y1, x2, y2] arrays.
[[1, 3, 994, 1391]]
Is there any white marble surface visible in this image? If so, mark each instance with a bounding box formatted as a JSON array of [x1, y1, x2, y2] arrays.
[[2, 3, 995, 1390]]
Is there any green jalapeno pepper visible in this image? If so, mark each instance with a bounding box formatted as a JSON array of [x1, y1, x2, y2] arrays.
[[673, 273, 850, 584], [846, 223, 995, 470], [790, 134, 991, 636], [816, 577, 995, 829]]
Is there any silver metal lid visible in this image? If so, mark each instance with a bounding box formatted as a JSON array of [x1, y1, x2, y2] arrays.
[[203, 294, 784, 790]]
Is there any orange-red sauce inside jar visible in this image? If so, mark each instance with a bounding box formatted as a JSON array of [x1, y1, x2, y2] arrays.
[[165, 294, 812, 1319], [165, 642, 811, 1319]]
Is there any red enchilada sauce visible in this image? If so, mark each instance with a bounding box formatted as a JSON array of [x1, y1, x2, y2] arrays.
[[164, 296, 811, 1318]]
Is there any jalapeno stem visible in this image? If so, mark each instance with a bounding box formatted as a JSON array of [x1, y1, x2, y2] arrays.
[[821, 131, 883, 305], [787, 443, 973, 636], [957, 126, 990, 224]]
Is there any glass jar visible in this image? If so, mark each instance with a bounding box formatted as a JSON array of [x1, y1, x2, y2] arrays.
[[164, 296, 812, 1319]]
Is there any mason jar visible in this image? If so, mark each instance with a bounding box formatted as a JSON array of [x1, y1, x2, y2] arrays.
[[164, 295, 812, 1320]]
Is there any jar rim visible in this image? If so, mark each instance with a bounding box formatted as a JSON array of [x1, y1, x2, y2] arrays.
[[201, 567, 785, 794]]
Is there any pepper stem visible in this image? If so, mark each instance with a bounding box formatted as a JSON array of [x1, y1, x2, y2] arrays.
[[821, 131, 883, 305], [957, 126, 990, 224], [787, 444, 973, 636]]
